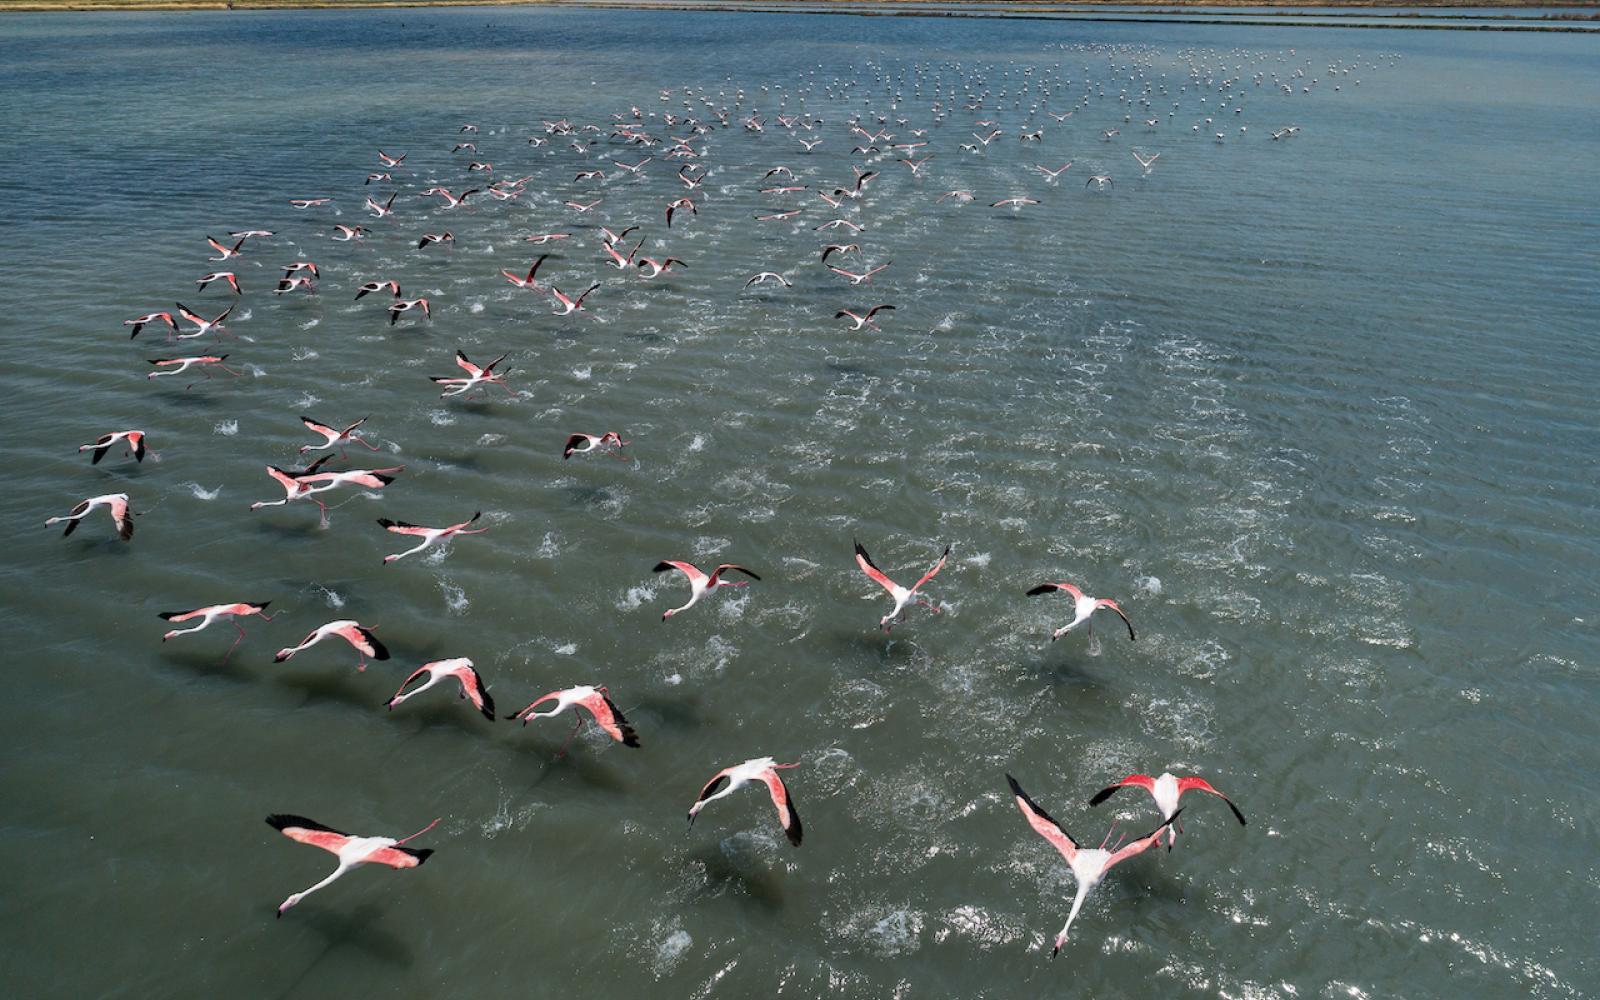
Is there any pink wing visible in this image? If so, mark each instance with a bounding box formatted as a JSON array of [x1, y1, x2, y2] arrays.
[[454, 351, 484, 377], [362, 845, 430, 869], [1028, 581, 1085, 600], [268, 815, 351, 856], [912, 545, 951, 591], [377, 518, 434, 536], [853, 541, 898, 593], [575, 690, 640, 746], [1007, 774, 1078, 863], [1107, 812, 1181, 868], [654, 560, 708, 587], [1177, 777, 1247, 825], [760, 769, 803, 846], [1087, 774, 1157, 806], [449, 664, 496, 720]]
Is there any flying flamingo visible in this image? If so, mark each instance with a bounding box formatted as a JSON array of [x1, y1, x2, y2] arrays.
[[79, 430, 146, 464], [835, 305, 894, 331], [196, 271, 240, 294], [1089, 773, 1246, 849], [827, 262, 890, 285], [1007, 774, 1179, 955], [563, 432, 629, 460], [274, 620, 390, 671], [1025, 582, 1135, 641], [507, 684, 639, 757], [653, 560, 760, 620], [354, 280, 400, 300], [147, 355, 240, 388], [501, 255, 549, 290], [265, 814, 436, 918], [206, 236, 246, 261], [45, 493, 133, 540], [364, 193, 397, 218], [299, 415, 380, 456], [430, 350, 511, 398], [174, 303, 233, 339], [377, 149, 407, 167], [636, 256, 686, 280], [687, 757, 802, 846], [854, 539, 950, 631], [387, 298, 430, 326], [377, 511, 488, 563], [249, 456, 334, 514], [125, 312, 176, 339], [158, 600, 276, 662], [387, 658, 496, 720], [549, 283, 600, 316]]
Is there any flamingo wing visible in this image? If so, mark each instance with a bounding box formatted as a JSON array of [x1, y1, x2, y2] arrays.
[[363, 845, 433, 869], [1097, 599, 1137, 641], [576, 690, 640, 747], [455, 663, 496, 720], [1107, 811, 1182, 868], [853, 540, 898, 593], [267, 814, 351, 855], [454, 351, 483, 377], [912, 544, 951, 591], [1006, 774, 1078, 863], [376, 518, 433, 536], [711, 564, 761, 582], [653, 560, 708, 587], [1026, 581, 1084, 600], [760, 770, 803, 846], [1177, 778, 1247, 825], [1087, 774, 1157, 807]]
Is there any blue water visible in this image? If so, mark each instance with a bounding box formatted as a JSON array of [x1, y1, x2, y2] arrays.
[[1, 7, 1597, 999]]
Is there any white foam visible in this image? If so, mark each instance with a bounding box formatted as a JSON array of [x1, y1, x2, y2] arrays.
[[213, 420, 238, 436], [439, 580, 469, 614], [183, 483, 222, 501]]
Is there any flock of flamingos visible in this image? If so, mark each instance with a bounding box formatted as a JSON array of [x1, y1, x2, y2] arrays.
[[37, 46, 1385, 954]]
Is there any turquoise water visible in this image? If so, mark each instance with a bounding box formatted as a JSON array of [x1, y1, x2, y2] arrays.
[[1, 7, 1597, 999]]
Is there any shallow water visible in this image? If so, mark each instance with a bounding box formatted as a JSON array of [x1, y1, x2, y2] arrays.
[[1, 7, 1597, 999]]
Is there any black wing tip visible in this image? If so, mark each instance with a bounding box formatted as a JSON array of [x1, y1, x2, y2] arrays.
[[376, 518, 396, 528], [157, 611, 183, 620], [652, 561, 676, 573], [404, 847, 435, 865], [266, 813, 337, 833], [1088, 785, 1119, 807], [1025, 584, 1056, 596], [786, 800, 803, 846]]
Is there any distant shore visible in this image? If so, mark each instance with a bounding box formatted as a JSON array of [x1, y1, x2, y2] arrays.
[[7, 0, 1598, 21]]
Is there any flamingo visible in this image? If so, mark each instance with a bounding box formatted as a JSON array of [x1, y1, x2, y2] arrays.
[[196, 271, 240, 294], [636, 256, 686, 280], [147, 355, 240, 387], [1132, 151, 1160, 170], [332, 225, 366, 242], [265, 814, 436, 917], [666, 197, 696, 228], [376, 149, 406, 167], [274, 620, 390, 671], [1034, 162, 1074, 180], [827, 262, 890, 285], [507, 685, 639, 756], [835, 305, 895, 331], [377, 511, 488, 563], [387, 658, 496, 720], [158, 600, 276, 662], [523, 233, 572, 246], [174, 302, 233, 340], [364, 192, 397, 218], [991, 197, 1040, 209], [429, 350, 511, 398], [563, 432, 629, 460], [416, 232, 454, 250], [248, 456, 333, 514], [1089, 773, 1246, 849], [124, 312, 176, 339], [854, 539, 949, 631], [1007, 774, 1178, 955], [299, 415, 379, 456], [549, 283, 600, 316], [78, 430, 146, 465], [289, 198, 332, 209], [354, 280, 399, 301], [744, 272, 792, 289], [653, 560, 760, 619], [206, 236, 246, 261], [687, 757, 802, 846], [387, 298, 430, 326], [501, 255, 549, 290], [45, 493, 133, 540], [1085, 175, 1113, 190], [1025, 582, 1134, 641]]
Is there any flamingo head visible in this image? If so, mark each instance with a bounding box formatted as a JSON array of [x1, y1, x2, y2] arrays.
[[277, 894, 303, 918], [1051, 931, 1068, 957], [272, 649, 293, 663], [662, 609, 676, 621]]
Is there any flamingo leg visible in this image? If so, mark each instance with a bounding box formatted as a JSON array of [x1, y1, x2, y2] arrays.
[[220, 623, 246, 665], [554, 715, 584, 760]]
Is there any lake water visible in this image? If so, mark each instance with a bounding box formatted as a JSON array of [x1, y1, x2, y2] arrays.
[[1, 6, 1596, 999]]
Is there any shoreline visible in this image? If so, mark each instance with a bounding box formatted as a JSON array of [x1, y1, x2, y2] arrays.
[[5, 0, 1598, 32]]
